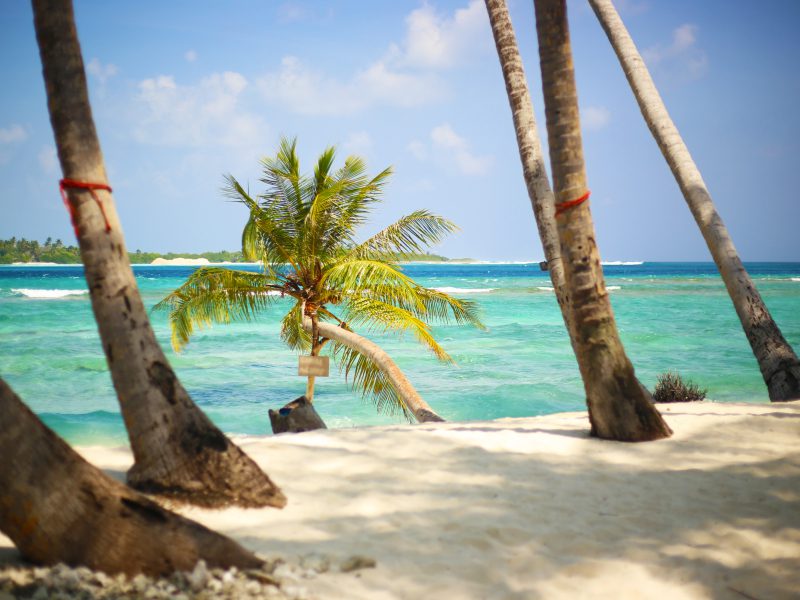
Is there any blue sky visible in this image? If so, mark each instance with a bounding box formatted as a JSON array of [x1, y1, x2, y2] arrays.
[[1, 0, 798, 261]]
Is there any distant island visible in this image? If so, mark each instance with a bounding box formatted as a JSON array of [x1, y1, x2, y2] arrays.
[[0, 237, 472, 265]]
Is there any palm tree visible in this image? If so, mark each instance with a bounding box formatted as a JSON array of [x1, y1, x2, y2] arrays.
[[588, 0, 800, 401], [157, 138, 483, 423], [484, 0, 571, 330], [33, 0, 285, 507], [0, 377, 263, 575], [533, 0, 671, 441]]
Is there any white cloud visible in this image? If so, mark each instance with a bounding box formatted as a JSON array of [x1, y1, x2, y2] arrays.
[[643, 24, 708, 80], [278, 2, 311, 23], [411, 124, 491, 176], [258, 1, 489, 116], [398, 0, 489, 69], [257, 56, 444, 116], [0, 125, 27, 163], [133, 71, 268, 149], [407, 140, 428, 160], [343, 131, 372, 155], [38, 145, 59, 174], [184, 50, 197, 62], [0, 124, 27, 144], [581, 106, 611, 131], [87, 58, 118, 84]]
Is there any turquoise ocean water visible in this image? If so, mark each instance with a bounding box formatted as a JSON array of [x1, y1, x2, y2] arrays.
[[1, 262, 799, 446]]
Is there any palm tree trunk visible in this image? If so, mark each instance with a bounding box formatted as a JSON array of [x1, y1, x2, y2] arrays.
[[533, 0, 671, 441], [304, 318, 445, 423], [588, 0, 800, 401], [0, 377, 263, 576], [484, 0, 570, 323], [32, 0, 285, 507], [485, 0, 654, 403], [306, 313, 320, 402]]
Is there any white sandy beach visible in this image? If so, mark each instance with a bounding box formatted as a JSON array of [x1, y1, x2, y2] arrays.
[[2, 401, 799, 599]]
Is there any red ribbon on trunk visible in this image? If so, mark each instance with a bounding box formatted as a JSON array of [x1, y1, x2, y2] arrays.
[[555, 189, 590, 217], [59, 179, 113, 236]]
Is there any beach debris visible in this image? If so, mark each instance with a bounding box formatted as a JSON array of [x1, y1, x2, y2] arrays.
[[339, 556, 377, 573], [0, 558, 312, 599], [0, 553, 376, 598]]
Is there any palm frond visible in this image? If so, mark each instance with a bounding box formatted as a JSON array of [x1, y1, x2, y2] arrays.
[[347, 210, 458, 261], [323, 166, 393, 252], [322, 259, 424, 310], [281, 300, 311, 352], [342, 297, 452, 361], [226, 175, 300, 272], [153, 267, 284, 351], [411, 288, 485, 329], [312, 145, 337, 194], [330, 342, 414, 421]]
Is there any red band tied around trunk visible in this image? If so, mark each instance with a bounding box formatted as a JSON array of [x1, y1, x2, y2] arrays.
[[59, 179, 112, 235], [555, 190, 590, 217]]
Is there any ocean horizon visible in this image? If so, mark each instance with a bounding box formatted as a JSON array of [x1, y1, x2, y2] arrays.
[[2, 261, 798, 446]]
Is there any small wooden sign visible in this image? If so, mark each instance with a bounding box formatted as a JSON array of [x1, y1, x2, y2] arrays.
[[298, 355, 330, 377]]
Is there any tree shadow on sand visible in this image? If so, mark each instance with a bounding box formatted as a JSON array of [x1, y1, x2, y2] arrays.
[[233, 410, 799, 599]]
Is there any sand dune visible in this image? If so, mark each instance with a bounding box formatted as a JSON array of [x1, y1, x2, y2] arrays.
[[2, 401, 798, 598]]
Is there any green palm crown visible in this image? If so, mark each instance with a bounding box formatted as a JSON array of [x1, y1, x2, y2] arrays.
[[156, 137, 484, 418]]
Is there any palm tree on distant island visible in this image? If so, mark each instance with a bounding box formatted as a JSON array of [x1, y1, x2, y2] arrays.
[[157, 138, 483, 423]]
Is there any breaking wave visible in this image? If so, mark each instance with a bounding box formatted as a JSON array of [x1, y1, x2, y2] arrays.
[[434, 287, 495, 294], [12, 288, 89, 299]]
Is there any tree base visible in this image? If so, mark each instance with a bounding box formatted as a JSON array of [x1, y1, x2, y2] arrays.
[[768, 363, 800, 402], [126, 413, 287, 510], [269, 396, 328, 434], [1, 378, 264, 577]]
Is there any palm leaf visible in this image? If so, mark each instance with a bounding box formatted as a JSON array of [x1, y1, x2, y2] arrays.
[[341, 297, 452, 361], [322, 259, 425, 310], [330, 342, 414, 421], [281, 300, 311, 352], [154, 267, 285, 350], [347, 210, 458, 261]]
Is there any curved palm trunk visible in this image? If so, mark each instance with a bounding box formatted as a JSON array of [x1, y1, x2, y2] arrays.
[[304, 318, 445, 423], [484, 0, 570, 321], [33, 0, 285, 507], [534, 0, 671, 441], [0, 377, 263, 575], [588, 0, 800, 401], [486, 0, 653, 403]]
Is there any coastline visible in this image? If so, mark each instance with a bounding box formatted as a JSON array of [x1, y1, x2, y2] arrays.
[[3, 400, 798, 598]]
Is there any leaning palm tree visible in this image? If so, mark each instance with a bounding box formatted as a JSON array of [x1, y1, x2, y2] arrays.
[[588, 0, 800, 401], [33, 0, 285, 508], [157, 138, 483, 423], [484, 0, 570, 325], [533, 0, 671, 441], [0, 377, 263, 575]]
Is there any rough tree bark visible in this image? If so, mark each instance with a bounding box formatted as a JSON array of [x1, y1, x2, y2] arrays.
[[588, 0, 800, 401], [485, 0, 654, 403], [303, 318, 445, 423], [533, 0, 671, 441], [0, 378, 263, 576], [484, 0, 570, 322], [32, 0, 286, 507]]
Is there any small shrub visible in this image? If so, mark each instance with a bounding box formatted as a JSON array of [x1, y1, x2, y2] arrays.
[[652, 371, 707, 403]]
